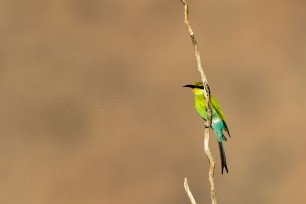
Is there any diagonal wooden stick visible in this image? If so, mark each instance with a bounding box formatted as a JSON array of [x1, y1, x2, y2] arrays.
[[180, 0, 217, 204], [184, 177, 197, 204]]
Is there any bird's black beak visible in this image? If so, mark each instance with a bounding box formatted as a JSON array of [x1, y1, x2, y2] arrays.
[[183, 84, 194, 88]]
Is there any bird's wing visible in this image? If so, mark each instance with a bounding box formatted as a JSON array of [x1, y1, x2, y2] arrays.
[[211, 96, 231, 137]]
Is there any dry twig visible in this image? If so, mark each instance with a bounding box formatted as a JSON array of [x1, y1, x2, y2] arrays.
[[184, 178, 197, 204], [180, 0, 217, 203]]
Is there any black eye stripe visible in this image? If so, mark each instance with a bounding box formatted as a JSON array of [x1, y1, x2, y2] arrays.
[[190, 85, 204, 89], [183, 84, 204, 89]]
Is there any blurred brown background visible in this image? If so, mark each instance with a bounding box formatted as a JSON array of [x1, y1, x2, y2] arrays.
[[0, 0, 305, 203]]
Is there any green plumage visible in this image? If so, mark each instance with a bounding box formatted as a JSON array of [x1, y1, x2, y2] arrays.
[[184, 82, 231, 174]]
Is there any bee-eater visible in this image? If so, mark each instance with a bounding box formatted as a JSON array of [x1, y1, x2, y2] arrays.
[[184, 82, 230, 174]]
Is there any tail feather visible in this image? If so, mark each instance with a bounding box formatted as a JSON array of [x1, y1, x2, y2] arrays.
[[218, 141, 228, 174]]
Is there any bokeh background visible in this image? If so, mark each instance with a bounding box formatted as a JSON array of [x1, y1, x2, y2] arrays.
[[0, 0, 305, 203]]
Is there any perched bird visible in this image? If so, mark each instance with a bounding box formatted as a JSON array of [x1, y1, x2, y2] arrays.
[[184, 82, 230, 174]]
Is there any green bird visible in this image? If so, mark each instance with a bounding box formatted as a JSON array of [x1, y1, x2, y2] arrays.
[[184, 82, 230, 174]]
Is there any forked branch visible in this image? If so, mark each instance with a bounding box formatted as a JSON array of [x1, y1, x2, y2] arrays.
[[180, 0, 217, 204]]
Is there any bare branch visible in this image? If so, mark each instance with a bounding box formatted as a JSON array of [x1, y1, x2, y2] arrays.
[[184, 178, 197, 204], [180, 0, 217, 204]]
